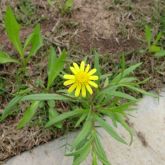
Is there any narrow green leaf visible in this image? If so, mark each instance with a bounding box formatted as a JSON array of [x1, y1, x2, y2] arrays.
[[123, 85, 157, 97], [21, 94, 71, 101], [72, 119, 92, 148], [0, 51, 19, 64], [145, 25, 152, 47], [96, 115, 127, 144], [72, 144, 90, 165], [155, 50, 165, 57], [25, 24, 43, 60], [118, 77, 137, 84], [45, 109, 84, 127], [149, 45, 161, 53], [17, 101, 40, 129], [154, 32, 162, 45], [94, 134, 110, 165], [49, 107, 62, 128], [114, 113, 133, 145], [102, 102, 135, 114], [107, 91, 137, 101], [4, 7, 23, 56], [0, 96, 22, 121], [47, 47, 67, 89], [65, 137, 92, 156], [75, 112, 87, 128], [64, 0, 74, 13], [112, 63, 142, 83]]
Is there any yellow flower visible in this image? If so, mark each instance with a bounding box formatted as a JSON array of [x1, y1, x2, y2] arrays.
[[63, 61, 99, 97]]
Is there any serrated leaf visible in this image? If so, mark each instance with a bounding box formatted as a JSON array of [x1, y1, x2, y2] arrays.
[[0, 51, 19, 64], [4, 7, 23, 57], [96, 115, 127, 144], [47, 47, 67, 89], [17, 101, 40, 129]]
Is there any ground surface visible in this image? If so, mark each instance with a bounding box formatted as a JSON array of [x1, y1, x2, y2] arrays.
[[0, 0, 165, 162], [4, 90, 165, 165]]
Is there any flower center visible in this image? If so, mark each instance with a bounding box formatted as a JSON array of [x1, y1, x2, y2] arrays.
[[76, 72, 89, 84]]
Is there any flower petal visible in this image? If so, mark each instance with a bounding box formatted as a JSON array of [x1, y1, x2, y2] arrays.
[[85, 84, 93, 95], [80, 61, 85, 71], [85, 64, 90, 72], [89, 75, 99, 80], [70, 67, 77, 74], [89, 81, 98, 88], [73, 62, 80, 71], [81, 85, 86, 97], [63, 74, 75, 79], [88, 68, 97, 76], [68, 84, 77, 93], [64, 79, 75, 86], [75, 84, 81, 97]]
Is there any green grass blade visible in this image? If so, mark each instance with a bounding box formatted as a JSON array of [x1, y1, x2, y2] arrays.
[[25, 24, 43, 59], [45, 109, 84, 127], [49, 107, 62, 128], [155, 50, 165, 57], [0, 96, 22, 121], [72, 144, 90, 165], [75, 112, 87, 128], [94, 134, 111, 165], [0, 51, 19, 64], [108, 91, 137, 101], [17, 101, 40, 129], [114, 113, 133, 145], [72, 116, 92, 148], [112, 63, 142, 83], [47, 47, 67, 89], [96, 115, 127, 144], [145, 25, 152, 47], [21, 93, 71, 101]]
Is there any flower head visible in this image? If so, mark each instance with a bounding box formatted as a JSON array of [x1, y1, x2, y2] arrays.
[[63, 61, 99, 97]]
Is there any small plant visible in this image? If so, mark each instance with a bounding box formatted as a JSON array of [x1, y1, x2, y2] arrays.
[[0, 50, 154, 164], [0, 7, 43, 72], [48, 0, 74, 15], [145, 25, 165, 57], [0, 47, 67, 129], [45, 54, 153, 165]]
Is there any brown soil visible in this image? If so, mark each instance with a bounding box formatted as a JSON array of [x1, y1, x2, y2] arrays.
[[0, 0, 165, 162]]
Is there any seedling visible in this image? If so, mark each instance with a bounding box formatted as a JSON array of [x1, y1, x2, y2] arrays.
[[0, 7, 43, 72], [145, 25, 165, 57]]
